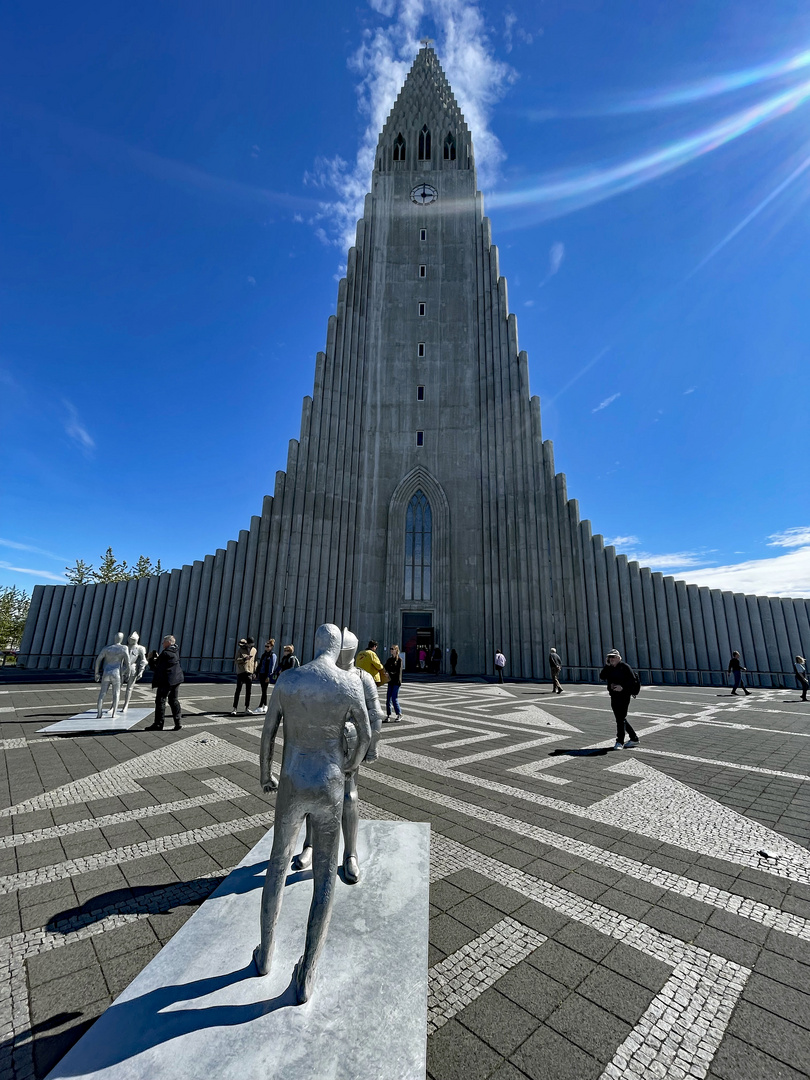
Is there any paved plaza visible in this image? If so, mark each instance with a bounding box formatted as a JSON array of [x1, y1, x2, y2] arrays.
[[1, 676, 810, 1079]]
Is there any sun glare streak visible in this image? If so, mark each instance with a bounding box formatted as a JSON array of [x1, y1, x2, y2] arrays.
[[689, 154, 810, 275], [490, 77, 810, 219], [598, 45, 810, 113]]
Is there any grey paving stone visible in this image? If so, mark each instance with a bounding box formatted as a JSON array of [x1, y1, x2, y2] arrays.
[[494, 962, 568, 1021], [510, 1024, 602, 1080], [710, 1035, 809, 1080], [457, 988, 539, 1056], [546, 992, 631, 1059], [429, 913, 479, 955], [426, 1018, 504, 1080]]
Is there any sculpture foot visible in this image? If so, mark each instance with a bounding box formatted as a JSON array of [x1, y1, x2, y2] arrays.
[[253, 945, 269, 976], [291, 846, 313, 872], [293, 956, 315, 1004], [343, 854, 360, 884]]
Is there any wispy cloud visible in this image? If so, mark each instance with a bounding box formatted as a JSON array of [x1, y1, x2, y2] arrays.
[[546, 345, 610, 407], [0, 562, 67, 584], [768, 526, 810, 548], [683, 386, 696, 395], [676, 547, 810, 598], [63, 400, 95, 455], [538, 241, 565, 287], [310, 0, 515, 248], [605, 536, 711, 571], [592, 392, 620, 413], [0, 538, 66, 561], [605, 535, 640, 548]]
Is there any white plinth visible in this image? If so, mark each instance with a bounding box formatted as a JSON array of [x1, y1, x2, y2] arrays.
[[45, 820, 430, 1080], [37, 708, 153, 735]]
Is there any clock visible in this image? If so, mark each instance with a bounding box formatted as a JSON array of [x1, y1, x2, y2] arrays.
[[410, 183, 438, 205]]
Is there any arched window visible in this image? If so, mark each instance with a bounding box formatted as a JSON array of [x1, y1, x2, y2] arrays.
[[393, 133, 406, 162], [443, 132, 456, 161], [418, 125, 431, 161], [404, 490, 432, 600]]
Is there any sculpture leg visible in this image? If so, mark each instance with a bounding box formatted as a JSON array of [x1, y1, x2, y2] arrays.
[[109, 671, 122, 716], [122, 668, 135, 711], [291, 815, 314, 871], [254, 814, 304, 977], [341, 774, 360, 884], [97, 682, 105, 719], [294, 813, 341, 1003]]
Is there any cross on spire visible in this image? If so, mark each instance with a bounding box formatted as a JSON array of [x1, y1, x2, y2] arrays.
[[419, 37, 434, 48]]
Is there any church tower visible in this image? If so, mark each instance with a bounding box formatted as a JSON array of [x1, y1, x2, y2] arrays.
[[21, 46, 810, 684]]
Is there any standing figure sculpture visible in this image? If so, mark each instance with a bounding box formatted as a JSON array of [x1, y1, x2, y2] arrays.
[[94, 633, 130, 718], [292, 627, 384, 884], [121, 632, 149, 711], [254, 623, 371, 1003]]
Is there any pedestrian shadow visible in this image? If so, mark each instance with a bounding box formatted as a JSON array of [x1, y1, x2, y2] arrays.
[[548, 747, 612, 758]]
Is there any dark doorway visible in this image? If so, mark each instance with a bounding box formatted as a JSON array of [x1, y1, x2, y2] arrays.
[[401, 612, 433, 672]]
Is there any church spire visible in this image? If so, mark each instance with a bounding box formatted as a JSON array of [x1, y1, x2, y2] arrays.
[[376, 45, 475, 173]]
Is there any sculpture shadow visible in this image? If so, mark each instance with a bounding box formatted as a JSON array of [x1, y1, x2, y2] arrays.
[[49, 962, 301, 1075], [548, 747, 612, 758]]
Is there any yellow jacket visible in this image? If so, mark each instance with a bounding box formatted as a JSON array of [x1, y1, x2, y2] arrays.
[[355, 649, 384, 684]]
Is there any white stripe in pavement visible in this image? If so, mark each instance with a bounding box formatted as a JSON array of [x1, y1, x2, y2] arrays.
[[637, 747, 810, 783]]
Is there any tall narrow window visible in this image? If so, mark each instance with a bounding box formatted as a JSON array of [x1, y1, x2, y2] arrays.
[[418, 342, 425, 356], [418, 125, 431, 160], [419, 264, 426, 278], [404, 490, 432, 601], [416, 431, 424, 446], [417, 385, 425, 400], [418, 303, 426, 316], [420, 229, 427, 241], [443, 132, 456, 160], [393, 133, 406, 162]]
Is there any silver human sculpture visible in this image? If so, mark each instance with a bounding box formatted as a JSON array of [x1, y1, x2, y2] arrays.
[[292, 626, 383, 884], [93, 633, 130, 718], [254, 623, 371, 1003], [121, 632, 149, 711]]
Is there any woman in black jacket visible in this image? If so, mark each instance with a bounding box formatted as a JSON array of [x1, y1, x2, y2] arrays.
[[599, 650, 639, 750], [145, 635, 184, 731], [383, 644, 403, 721]]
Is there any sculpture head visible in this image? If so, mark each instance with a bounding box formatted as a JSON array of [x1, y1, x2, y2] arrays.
[[338, 627, 359, 671], [128, 632, 139, 645], [114, 632, 124, 645], [313, 623, 342, 661]]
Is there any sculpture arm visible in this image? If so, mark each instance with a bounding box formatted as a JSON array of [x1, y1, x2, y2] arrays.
[[259, 691, 282, 792], [94, 653, 103, 681], [344, 697, 371, 774]]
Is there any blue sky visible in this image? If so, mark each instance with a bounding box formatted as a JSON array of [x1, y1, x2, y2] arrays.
[[1, 0, 808, 597]]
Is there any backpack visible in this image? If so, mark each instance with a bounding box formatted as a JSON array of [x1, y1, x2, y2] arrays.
[[631, 670, 641, 697]]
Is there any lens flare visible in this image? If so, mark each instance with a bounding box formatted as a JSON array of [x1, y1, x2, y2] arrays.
[[491, 78, 810, 220]]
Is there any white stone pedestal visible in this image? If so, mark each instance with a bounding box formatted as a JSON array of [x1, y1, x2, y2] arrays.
[[37, 708, 153, 735], [45, 820, 430, 1080]]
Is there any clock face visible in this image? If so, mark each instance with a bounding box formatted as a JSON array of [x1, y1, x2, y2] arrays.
[[410, 183, 438, 205]]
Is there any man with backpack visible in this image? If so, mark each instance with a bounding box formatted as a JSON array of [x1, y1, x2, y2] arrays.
[[599, 649, 640, 750]]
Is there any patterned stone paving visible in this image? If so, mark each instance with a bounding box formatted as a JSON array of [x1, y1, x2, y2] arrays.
[[1, 677, 810, 1078]]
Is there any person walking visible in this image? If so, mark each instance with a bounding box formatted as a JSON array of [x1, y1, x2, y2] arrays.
[[384, 644, 404, 721], [450, 648, 458, 676], [145, 635, 184, 731], [356, 640, 385, 684], [495, 649, 506, 683], [549, 647, 563, 694], [252, 638, 277, 714], [727, 651, 751, 695], [231, 636, 257, 715], [599, 649, 640, 750], [794, 656, 809, 702], [277, 644, 300, 677]]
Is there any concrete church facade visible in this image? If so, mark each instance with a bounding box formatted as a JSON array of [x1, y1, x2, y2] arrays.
[[20, 47, 810, 683]]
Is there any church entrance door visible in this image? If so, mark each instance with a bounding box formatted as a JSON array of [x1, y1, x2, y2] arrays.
[[401, 612, 433, 673]]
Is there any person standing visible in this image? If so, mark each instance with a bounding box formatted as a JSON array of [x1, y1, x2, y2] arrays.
[[277, 644, 300, 676], [232, 636, 257, 715], [384, 644, 404, 721], [599, 650, 640, 750], [450, 648, 458, 676], [356, 640, 385, 684], [794, 656, 809, 702], [495, 649, 506, 683], [145, 635, 184, 731], [252, 639, 277, 714], [727, 651, 751, 696], [549, 647, 563, 694], [431, 645, 442, 675], [418, 646, 427, 671]]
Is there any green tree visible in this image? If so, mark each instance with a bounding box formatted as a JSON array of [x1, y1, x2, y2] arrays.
[[94, 547, 130, 583], [65, 559, 95, 585], [133, 555, 164, 578], [0, 586, 31, 650]]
